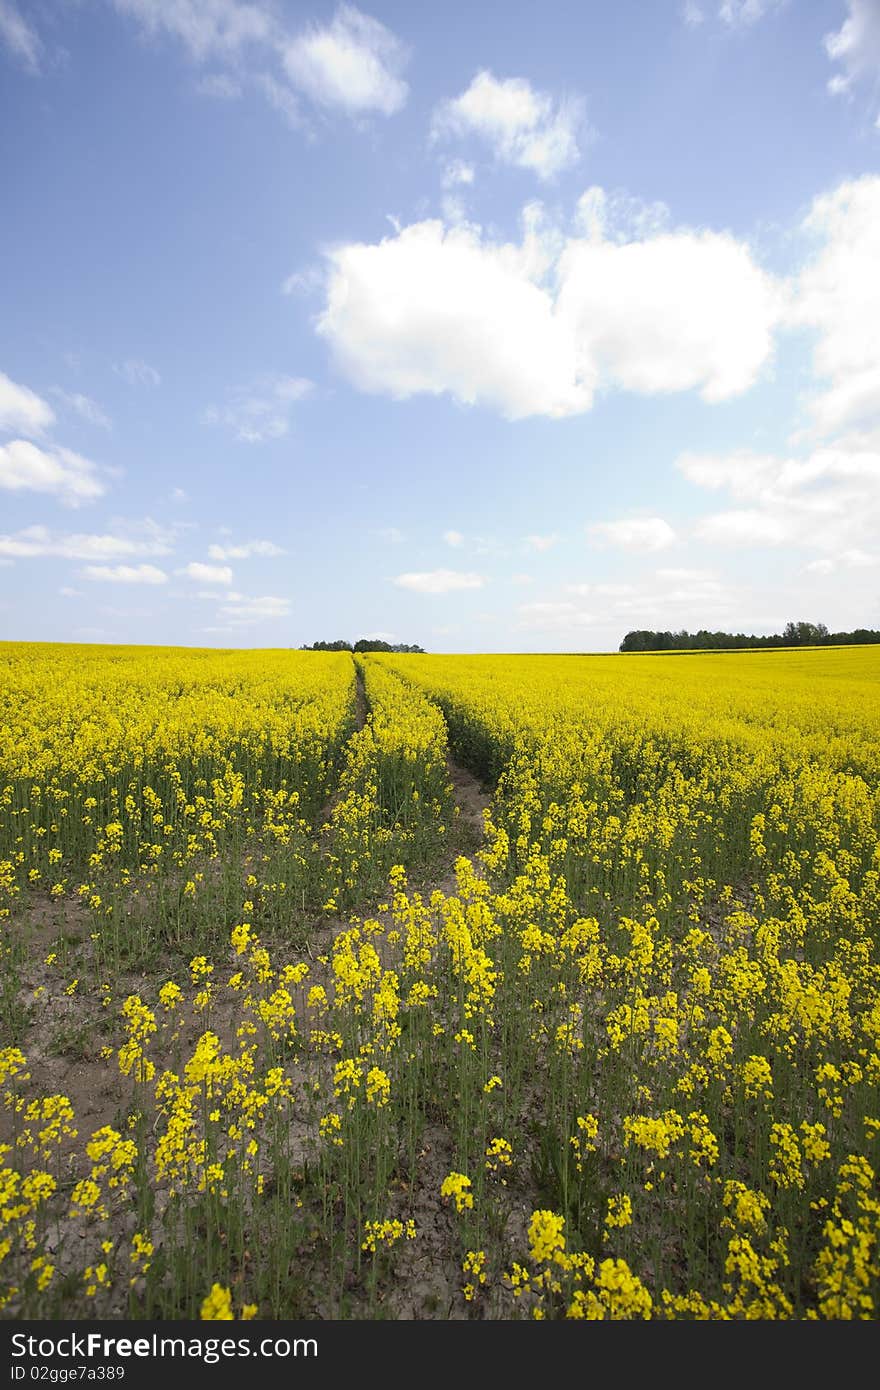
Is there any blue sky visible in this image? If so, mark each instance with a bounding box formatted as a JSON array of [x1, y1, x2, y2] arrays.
[[2, 0, 879, 652]]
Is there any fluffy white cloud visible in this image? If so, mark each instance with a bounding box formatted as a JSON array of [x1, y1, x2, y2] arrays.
[[0, 370, 54, 435], [181, 562, 234, 585], [432, 71, 584, 180], [51, 390, 112, 430], [317, 195, 782, 420], [0, 522, 175, 561], [204, 376, 313, 442], [112, 2, 410, 125], [524, 533, 558, 552], [282, 4, 408, 115], [824, 1, 880, 97], [393, 569, 485, 594], [0, 1, 42, 70], [0, 440, 105, 504], [788, 177, 880, 438], [443, 530, 465, 548], [318, 218, 591, 420], [557, 211, 782, 402], [83, 564, 168, 584], [115, 358, 161, 387], [587, 517, 677, 551], [207, 539, 284, 560]]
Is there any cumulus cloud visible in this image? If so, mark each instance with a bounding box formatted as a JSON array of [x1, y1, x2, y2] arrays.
[[443, 530, 465, 548], [587, 517, 677, 551], [83, 564, 168, 584], [432, 70, 585, 180], [207, 539, 284, 560], [0, 370, 55, 436], [787, 176, 880, 438], [204, 375, 313, 442], [393, 569, 485, 594], [316, 193, 782, 420], [181, 562, 234, 585], [524, 533, 558, 552], [282, 4, 409, 115], [824, 1, 880, 99], [0, 440, 105, 505]]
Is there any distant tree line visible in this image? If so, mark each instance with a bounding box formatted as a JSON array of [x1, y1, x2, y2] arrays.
[[300, 639, 426, 653], [619, 621, 880, 652]]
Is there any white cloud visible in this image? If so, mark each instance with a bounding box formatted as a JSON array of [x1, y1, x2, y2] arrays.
[[114, 3, 410, 126], [432, 70, 585, 180], [824, 1, 880, 98], [0, 1, 42, 71], [0, 370, 54, 435], [317, 194, 782, 420], [171, 487, 187, 503], [524, 533, 558, 552], [681, 1, 704, 24], [51, 390, 112, 430], [282, 4, 408, 115], [443, 529, 465, 548], [0, 522, 175, 561], [59, 586, 82, 597], [115, 358, 161, 387], [0, 440, 105, 505], [787, 177, 880, 438], [693, 510, 795, 546], [110, 0, 274, 63], [207, 539, 284, 560], [83, 564, 168, 584], [587, 517, 677, 551], [393, 569, 485, 594], [679, 443, 880, 558], [718, 1, 781, 26], [204, 375, 313, 442], [318, 217, 591, 420], [558, 207, 782, 402], [220, 594, 291, 623], [181, 562, 234, 585]]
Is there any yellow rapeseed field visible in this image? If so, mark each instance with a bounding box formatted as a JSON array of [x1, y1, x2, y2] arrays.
[[0, 642, 877, 1319]]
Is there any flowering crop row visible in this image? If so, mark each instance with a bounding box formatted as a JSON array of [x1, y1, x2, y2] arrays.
[[0, 644, 877, 1318]]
